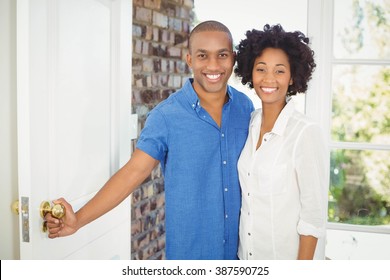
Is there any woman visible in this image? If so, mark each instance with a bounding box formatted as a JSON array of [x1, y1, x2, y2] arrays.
[[234, 24, 328, 260]]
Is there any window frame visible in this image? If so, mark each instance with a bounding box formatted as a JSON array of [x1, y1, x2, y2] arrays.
[[307, 0, 390, 234]]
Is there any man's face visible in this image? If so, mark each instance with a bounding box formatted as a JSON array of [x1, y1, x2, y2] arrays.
[[186, 31, 235, 96]]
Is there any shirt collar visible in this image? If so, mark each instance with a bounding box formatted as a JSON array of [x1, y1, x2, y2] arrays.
[[184, 78, 233, 111], [272, 99, 296, 136]]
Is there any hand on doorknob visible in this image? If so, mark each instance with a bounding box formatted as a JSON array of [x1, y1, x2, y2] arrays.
[[44, 198, 79, 238]]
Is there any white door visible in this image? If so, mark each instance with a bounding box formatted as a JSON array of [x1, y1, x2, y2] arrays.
[[16, 0, 132, 259]]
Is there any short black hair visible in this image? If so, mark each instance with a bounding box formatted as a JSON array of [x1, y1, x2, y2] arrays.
[[234, 24, 316, 95], [189, 20, 233, 53]]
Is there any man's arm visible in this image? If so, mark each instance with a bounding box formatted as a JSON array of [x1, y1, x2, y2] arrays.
[[45, 149, 159, 238]]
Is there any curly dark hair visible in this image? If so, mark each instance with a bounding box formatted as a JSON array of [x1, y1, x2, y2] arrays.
[[234, 24, 316, 95]]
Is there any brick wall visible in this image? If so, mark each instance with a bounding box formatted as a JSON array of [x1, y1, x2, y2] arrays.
[[131, 0, 194, 260]]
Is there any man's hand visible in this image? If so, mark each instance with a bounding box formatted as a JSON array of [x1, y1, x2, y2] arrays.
[[45, 198, 79, 238]]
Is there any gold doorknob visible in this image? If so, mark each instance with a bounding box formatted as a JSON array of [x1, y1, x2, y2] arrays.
[[40, 201, 65, 219], [11, 200, 19, 215]]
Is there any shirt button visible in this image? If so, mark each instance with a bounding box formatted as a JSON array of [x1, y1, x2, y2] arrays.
[[223, 239, 226, 244], [249, 253, 252, 256], [221, 133, 225, 137], [192, 104, 195, 108], [248, 172, 250, 176], [248, 192, 250, 196], [248, 232, 251, 236], [223, 160, 227, 165], [224, 188, 228, 192], [225, 214, 228, 219]]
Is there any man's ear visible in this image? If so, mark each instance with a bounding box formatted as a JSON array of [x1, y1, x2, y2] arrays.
[[232, 51, 237, 64], [186, 52, 192, 68]]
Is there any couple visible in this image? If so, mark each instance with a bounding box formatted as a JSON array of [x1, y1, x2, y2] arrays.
[[45, 20, 328, 260]]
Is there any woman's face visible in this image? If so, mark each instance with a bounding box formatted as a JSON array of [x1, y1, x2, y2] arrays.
[[251, 47, 293, 107]]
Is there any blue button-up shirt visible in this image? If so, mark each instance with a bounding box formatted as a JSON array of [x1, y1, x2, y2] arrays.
[[136, 79, 254, 259]]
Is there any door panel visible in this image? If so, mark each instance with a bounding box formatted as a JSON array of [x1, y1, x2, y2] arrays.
[[17, 0, 132, 259]]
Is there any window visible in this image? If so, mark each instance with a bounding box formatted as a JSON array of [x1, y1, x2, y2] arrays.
[[308, 0, 390, 259], [330, 0, 389, 226]]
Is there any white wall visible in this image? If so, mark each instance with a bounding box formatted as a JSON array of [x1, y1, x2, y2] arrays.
[[0, 0, 20, 259]]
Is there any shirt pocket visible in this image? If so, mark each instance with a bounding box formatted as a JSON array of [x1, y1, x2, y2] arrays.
[[254, 163, 289, 195]]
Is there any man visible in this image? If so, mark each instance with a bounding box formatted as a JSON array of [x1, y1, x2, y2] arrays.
[[46, 20, 254, 260]]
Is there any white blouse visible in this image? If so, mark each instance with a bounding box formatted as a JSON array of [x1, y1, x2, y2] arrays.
[[237, 100, 328, 260]]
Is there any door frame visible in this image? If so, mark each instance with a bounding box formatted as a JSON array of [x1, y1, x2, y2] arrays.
[[0, 0, 19, 260]]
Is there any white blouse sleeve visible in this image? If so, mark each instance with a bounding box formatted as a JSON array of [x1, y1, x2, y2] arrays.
[[293, 123, 328, 238]]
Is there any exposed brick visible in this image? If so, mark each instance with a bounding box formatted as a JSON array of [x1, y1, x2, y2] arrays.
[[140, 239, 158, 259], [141, 89, 157, 104], [142, 57, 154, 72], [146, 75, 152, 87], [132, 57, 143, 72], [136, 232, 150, 251], [134, 39, 143, 54], [182, 20, 190, 33], [157, 234, 166, 251], [144, 0, 161, 10], [135, 7, 152, 23], [142, 41, 150, 55], [167, 46, 181, 57], [145, 26, 153, 40], [156, 207, 165, 223], [153, 59, 161, 72], [151, 74, 159, 86], [175, 33, 188, 46], [133, 0, 144, 7], [176, 60, 187, 73], [143, 212, 157, 231], [151, 165, 162, 179], [183, 0, 193, 8], [154, 179, 164, 194], [153, 11, 168, 28], [161, 30, 170, 43], [170, 18, 182, 32], [152, 43, 167, 57], [161, 2, 176, 17], [131, 219, 142, 235], [132, 187, 142, 204], [153, 27, 160, 41], [156, 193, 165, 208], [142, 182, 154, 199], [132, 25, 143, 37], [131, 0, 194, 260], [150, 197, 157, 211], [159, 75, 168, 87]]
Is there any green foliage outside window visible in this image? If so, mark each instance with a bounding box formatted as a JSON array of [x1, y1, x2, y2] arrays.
[[328, 0, 390, 225]]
